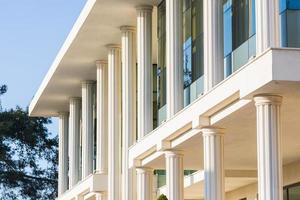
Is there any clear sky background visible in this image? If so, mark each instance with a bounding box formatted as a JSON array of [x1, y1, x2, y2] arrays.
[[0, 0, 86, 134]]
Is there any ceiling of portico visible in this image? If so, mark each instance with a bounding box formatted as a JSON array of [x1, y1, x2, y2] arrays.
[[29, 0, 158, 117]]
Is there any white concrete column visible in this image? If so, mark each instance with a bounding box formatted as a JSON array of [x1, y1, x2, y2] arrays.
[[121, 26, 137, 200], [82, 81, 95, 178], [254, 95, 283, 200], [166, 0, 183, 119], [96, 60, 108, 174], [136, 168, 153, 200], [202, 127, 225, 200], [69, 98, 81, 188], [256, 0, 280, 54], [58, 112, 69, 196], [107, 44, 122, 200], [136, 5, 153, 140], [96, 193, 107, 200], [203, 0, 224, 92], [165, 151, 184, 200]]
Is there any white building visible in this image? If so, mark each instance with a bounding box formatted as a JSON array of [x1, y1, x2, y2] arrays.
[[29, 0, 300, 199]]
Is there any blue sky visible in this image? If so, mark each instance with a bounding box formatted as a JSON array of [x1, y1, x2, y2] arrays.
[[0, 0, 86, 134]]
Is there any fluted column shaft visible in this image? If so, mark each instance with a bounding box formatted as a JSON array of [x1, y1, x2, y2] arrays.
[[256, 0, 279, 54], [58, 112, 69, 196], [165, 151, 184, 200], [82, 81, 95, 178], [166, 0, 183, 119], [107, 45, 122, 200], [136, 168, 153, 200], [69, 98, 81, 188], [202, 127, 225, 200], [96, 61, 108, 174], [254, 95, 283, 200], [203, 0, 224, 92], [136, 5, 153, 140], [121, 26, 137, 200], [96, 193, 107, 200]]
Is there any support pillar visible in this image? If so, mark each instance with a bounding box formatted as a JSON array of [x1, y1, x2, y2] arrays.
[[121, 26, 137, 200], [254, 95, 283, 200], [107, 44, 122, 200], [256, 1, 280, 54], [165, 151, 184, 200], [69, 98, 81, 188], [166, 0, 183, 118], [96, 60, 108, 174], [58, 112, 69, 196], [96, 193, 107, 200], [136, 168, 153, 200], [136, 5, 153, 140], [202, 127, 225, 200], [82, 81, 95, 178], [203, 0, 224, 92]]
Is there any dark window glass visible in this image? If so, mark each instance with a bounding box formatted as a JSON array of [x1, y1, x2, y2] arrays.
[[287, 0, 300, 10], [232, 0, 249, 49], [289, 185, 300, 200], [183, 0, 204, 90], [157, 1, 166, 110], [280, 0, 300, 48], [183, 0, 192, 88], [223, 0, 256, 76], [224, 4, 233, 56], [280, 0, 288, 13], [283, 188, 288, 200]]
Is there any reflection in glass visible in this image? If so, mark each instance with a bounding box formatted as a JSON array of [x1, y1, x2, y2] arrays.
[[223, 0, 256, 77], [183, 0, 204, 106], [280, 0, 300, 47]]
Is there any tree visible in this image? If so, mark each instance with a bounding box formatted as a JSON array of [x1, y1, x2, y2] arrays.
[[0, 85, 58, 199], [157, 194, 168, 200]]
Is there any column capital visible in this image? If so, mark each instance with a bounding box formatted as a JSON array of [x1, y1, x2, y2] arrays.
[[254, 95, 282, 106], [120, 25, 136, 32], [96, 60, 108, 66], [106, 44, 121, 50], [164, 150, 184, 158], [135, 5, 153, 12], [201, 126, 224, 137]]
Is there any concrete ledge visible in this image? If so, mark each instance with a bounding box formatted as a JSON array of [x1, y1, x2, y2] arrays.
[[57, 173, 107, 200]]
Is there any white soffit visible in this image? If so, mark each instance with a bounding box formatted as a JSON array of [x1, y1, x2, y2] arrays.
[[29, 0, 158, 117]]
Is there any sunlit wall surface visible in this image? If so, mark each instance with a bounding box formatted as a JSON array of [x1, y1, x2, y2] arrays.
[[223, 0, 256, 77], [280, 0, 300, 47]]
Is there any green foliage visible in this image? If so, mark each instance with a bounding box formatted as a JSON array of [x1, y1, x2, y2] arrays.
[[0, 85, 7, 96], [0, 85, 58, 199], [157, 194, 168, 200]]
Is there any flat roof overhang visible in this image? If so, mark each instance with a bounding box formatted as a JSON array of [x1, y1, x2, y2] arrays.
[[29, 0, 158, 117]]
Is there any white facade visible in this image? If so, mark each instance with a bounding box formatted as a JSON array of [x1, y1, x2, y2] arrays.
[[29, 0, 300, 200]]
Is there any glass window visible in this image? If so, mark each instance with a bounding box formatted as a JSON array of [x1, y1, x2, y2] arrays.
[[232, 0, 249, 49], [156, 0, 204, 124], [288, 185, 300, 200], [183, 0, 204, 105], [284, 182, 300, 200], [156, 1, 167, 127], [223, 0, 256, 77], [283, 188, 288, 200], [279, 0, 300, 48], [224, 4, 233, 57]]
